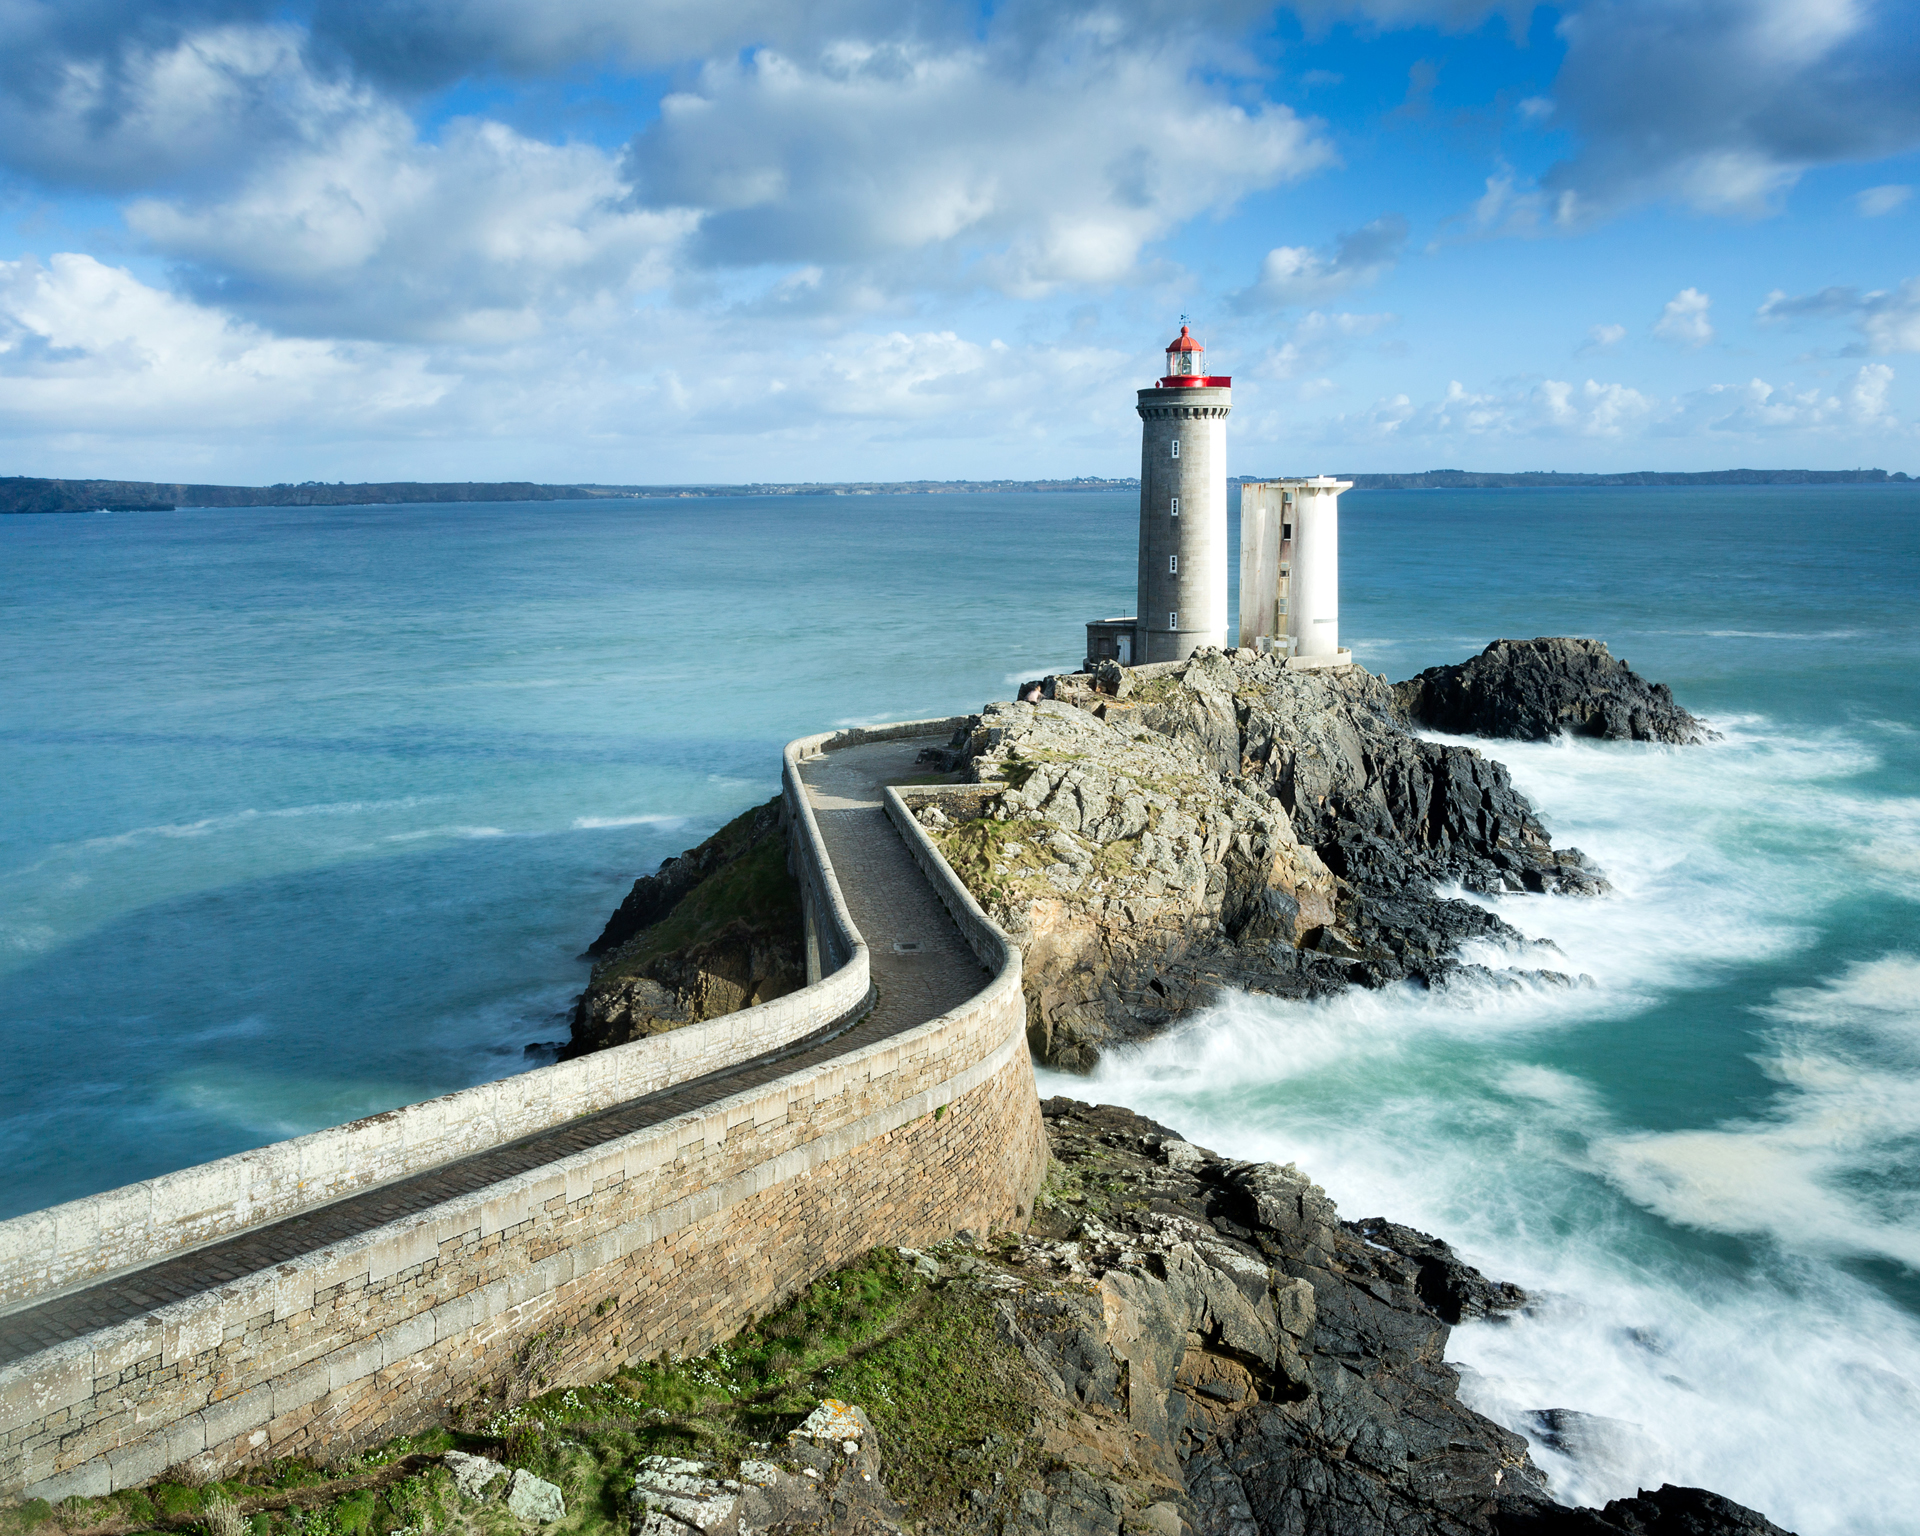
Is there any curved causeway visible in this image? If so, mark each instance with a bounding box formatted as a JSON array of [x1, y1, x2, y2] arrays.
[[0, 724, 1048, 1501]]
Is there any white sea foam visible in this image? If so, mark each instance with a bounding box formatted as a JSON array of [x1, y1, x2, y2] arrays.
[[69, 796, 441, 853], [381, 825, 507, 842], [570, 814, 686, 830], [1046, 716, 1920, 1534], [1598, 955, 1920, 1269]]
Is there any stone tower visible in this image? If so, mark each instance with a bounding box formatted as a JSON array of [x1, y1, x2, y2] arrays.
[[1134, 324, 1231, 663]]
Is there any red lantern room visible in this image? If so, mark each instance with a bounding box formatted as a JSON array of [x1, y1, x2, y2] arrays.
[[1158, 324, 1229, 388]]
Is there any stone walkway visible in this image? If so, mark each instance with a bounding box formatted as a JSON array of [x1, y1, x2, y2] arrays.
[[0, 735, 988, 1367], [797, 738, 987, 1040]]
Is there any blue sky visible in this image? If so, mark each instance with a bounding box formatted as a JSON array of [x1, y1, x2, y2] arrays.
[[1, 0, 1915, 483]]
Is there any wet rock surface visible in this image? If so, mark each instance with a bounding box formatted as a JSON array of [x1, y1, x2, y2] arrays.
[[922, 1099, 1794, 1536], [1391, 640, 1714, 746], [921, 646, 1638, 1069]]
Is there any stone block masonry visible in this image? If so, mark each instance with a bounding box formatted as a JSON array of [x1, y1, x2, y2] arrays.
[[0, 723, 1045, 1501]]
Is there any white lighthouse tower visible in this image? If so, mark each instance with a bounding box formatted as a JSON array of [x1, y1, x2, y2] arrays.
[[1128, 325, 1232, 663]]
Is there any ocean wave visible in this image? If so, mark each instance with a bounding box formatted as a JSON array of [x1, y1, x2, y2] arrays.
[[1046, 713, 1920, 1533], [75, 796, 439, 852], [571, 814, 686, 830], [1595, 954, 1920, 1270]]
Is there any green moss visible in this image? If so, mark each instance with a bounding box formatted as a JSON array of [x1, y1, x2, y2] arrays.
[[815, 1283, 1033, 1515], [470, 1245, 1034, 1519], [153, 1484, 205, 1517], [330, 1491, 377, 1536], [592, 823, 801, 986], [1, 1499, 53, 1535], [931, 813, 1058, 905]]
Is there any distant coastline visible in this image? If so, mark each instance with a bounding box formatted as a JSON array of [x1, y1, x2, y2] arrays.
[[1, 465, 1910, 513]]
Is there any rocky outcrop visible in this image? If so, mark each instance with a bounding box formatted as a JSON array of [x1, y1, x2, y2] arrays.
[[1500, 1483, 1794, 1535], [955, 1098, 1794, 1536], [1392, 639, 1714, 745], [630, 1401, 908, 1536], [921, 648, 1609, 1069], [568, 796, 806, 1057]]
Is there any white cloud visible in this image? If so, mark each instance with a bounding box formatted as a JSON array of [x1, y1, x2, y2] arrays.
[[1855, 185, 1912, 217], [309, 0, 928, 86], [128, 113, 692, 343], [1758, 278, 1920, 355], [0, 21, 371, 193], [1236, 217, 1407, 310], [1653, 287, 1714, 347], [1464, 163, 1578, 237], [1317, 363, 1903, 446], [0, 249, 1151, 479], [1327, 375, 1659, 442], [1258, 310, 1398, 379], [1540, 0, 1920, 220], [624, 32, 1334, 295], [1661, 364, 1899, 435], [0, 253, 444, 435], [1581, 322, 1627, 352]]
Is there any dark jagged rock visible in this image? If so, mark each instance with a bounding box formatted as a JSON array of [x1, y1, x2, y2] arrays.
[[568, 796, 805, 1057], [922, 646, 1633, 1069], [1497, 1483, 1795, 1535], [1392, 639, 1715, 745], [1351, 1217, 1528, 1325], [970, 1100, 1796, 1536]]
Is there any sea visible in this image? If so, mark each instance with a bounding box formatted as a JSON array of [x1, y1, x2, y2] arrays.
[[2, 486, 1916, 1531]]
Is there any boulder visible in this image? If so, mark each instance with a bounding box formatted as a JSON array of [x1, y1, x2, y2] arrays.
[[1392, 638, 1715, 745], [444, 1450, 508, 1501], [1498, 1482, 1796, 1534], [569, 795, 806, 1058], [505, 1469, 565, 1523]]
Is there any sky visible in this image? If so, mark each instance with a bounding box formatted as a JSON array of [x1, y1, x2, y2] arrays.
[[0, 0, 1916, 484]]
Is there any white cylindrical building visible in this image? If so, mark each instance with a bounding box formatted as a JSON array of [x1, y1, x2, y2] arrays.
[[1135, 325, 1230, 662], [1235, 475, 1353, 668], [1287, 476, 1350, 660]]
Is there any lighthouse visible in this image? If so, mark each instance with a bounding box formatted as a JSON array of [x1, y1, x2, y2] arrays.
[[1129, 325, 1231, 662]]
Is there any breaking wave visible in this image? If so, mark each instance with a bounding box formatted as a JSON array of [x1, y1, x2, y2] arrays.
[[1052, 716, 1920, 1534]]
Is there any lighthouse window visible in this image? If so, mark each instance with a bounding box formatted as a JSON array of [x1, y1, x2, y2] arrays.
[[1168, 611, 1178, 629], [1169, 555, 1178, 573], [1170, 439, 1180, 458], [1170, 497, 1180, 517], [1282, 522, 1292, 540]]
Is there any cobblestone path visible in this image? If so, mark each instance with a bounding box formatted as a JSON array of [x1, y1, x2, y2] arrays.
[[0, 735, 987, 1366]]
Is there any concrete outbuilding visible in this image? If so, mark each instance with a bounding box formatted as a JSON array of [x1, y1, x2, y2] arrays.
[[1238, 476, 1353, 669]]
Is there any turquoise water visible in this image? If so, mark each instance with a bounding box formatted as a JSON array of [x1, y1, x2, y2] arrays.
[[4, 487, 1917, 1530]]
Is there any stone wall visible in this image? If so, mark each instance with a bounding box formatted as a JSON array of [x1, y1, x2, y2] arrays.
[[0, 736, 875, 1314], [0, 727, 1045, 1501]]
